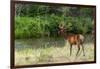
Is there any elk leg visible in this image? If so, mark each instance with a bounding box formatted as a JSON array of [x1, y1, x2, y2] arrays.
[[70, 44, 72, 56], [81, 44, 85, 56], [76, 45, 80, 56]]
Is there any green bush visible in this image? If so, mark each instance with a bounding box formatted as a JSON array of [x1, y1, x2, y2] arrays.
[[15, 16, 93, 39]]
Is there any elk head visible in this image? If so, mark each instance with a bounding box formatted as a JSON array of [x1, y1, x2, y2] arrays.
[[58, 23, 64, 34], [58, 23, 67, 37]]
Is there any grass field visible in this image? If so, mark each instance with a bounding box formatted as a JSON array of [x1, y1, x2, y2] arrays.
[[15, 36, 95, 65]]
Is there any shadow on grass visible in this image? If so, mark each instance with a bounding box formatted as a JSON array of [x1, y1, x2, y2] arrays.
[[15, 34, 94, 51], [15, 37, 66, 51]]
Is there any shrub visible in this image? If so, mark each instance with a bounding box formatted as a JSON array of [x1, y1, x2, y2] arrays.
[[15, 16, 93, 39]]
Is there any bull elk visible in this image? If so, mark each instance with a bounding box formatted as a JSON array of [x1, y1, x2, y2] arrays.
[[58, 24, 85, 56]]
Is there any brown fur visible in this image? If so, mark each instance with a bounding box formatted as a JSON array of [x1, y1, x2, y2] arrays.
[[58, 24, 85, 56]]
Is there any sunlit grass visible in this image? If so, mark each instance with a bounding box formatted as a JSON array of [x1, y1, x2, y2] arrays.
[[15, 37, 94, 65]]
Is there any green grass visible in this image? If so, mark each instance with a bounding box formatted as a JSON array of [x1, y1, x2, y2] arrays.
[[15, 37, 94, 65]]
